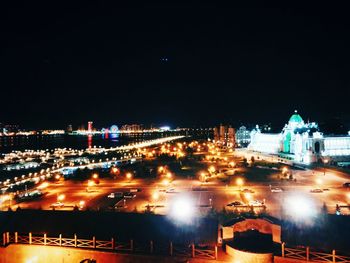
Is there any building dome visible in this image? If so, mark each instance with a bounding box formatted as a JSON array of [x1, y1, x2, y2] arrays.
[[289, 110, 303, 124]]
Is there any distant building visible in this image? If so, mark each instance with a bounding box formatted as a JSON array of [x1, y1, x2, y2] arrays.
[[227, 127, 236, 147], [213, 127, 219, 141], [248, 111, 350, 164], [236, 126, 251, 147], [67, 125, 73, 133], [120, 124, 143, 132], [3, 124, 19, 133], [213, 124, 235, 147]]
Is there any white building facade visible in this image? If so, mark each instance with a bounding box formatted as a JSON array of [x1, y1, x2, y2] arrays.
[[248, 111, 350, 164]]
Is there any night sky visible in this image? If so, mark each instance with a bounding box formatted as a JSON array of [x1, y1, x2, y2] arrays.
[[1, 3, 350, 129]]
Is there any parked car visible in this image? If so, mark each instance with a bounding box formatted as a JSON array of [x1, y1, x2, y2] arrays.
[[108, 192, 123, 198], [249, 200, 264, 206], [227, 201, 243, 207], [123, 192, 136, 199], [271, 187, 283, 193], [241, 188, 255, 193], [310, 188, 323, 193], [50, 202, 64, 208]]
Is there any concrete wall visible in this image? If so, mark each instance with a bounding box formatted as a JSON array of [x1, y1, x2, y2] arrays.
[[0, 244, 216, 263], [222, 218, 281, 244], [225, 245, 273, 263]]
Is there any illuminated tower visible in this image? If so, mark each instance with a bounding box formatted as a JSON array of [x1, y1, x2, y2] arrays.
[[88, 121, 93, 133]]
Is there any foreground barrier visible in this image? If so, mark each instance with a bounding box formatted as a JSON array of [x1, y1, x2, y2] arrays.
[[1, 232, 217, 260], [281, 242, 350, 263]]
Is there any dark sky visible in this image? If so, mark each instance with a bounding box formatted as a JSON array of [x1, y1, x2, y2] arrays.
[[1, 2, 350, 129]]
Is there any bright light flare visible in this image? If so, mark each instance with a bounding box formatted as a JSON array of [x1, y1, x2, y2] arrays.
[[284, 195, 316, 220], [168, 194, 196, 224]]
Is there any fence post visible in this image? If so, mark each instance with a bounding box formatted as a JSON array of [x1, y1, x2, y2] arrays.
[[2, 233, 6, 246], [332, 250, 336, 263], [130, 239, 134, 252], [111, 238, 115, 250], [6, 232, 9, 244], [306, 246, 310, 261], [59, 234, 62, 246], [29, 232, 32, 245], [215, 245, 218, 259], [74, 234, 77, 247], [15, 232, 18, 243], [281, 242, 285, 257], [44, 233, 47, 245], [93, 236, 96, 248], [169, 241, 173, 256], [150, 240, 153, 254], [191, 243, 195, 258]]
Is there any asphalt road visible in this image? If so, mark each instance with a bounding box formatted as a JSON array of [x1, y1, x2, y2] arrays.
[[5, 166, 350, 219]]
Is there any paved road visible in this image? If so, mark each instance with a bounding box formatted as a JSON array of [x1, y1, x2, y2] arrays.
[[6, 166, 350, 219]]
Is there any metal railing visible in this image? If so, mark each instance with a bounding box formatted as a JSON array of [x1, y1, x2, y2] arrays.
[[1, 232, 217, 260], [281, 242, 350, 263]]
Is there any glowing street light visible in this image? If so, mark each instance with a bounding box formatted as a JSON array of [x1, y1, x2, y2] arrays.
[[92, 173, 99, 179], [126, 172, 133, 182], [228, 161, 236, 168], [162, 179, 170, 186], [282, 167, 288, 175], [323, 159, 329, 176], [165, 172, 172, 179], [57, 194, 65, 202], [208, 166, 216, 174], [200, 172, 207, 182], [79, 200, 85, 209], [236, 177, 244, 190]]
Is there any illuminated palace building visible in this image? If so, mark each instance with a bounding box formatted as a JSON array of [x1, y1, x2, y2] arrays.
[[248, 111, 350, 164]]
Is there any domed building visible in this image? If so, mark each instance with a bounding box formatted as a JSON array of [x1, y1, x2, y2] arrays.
[[248, 111, 350, 164]]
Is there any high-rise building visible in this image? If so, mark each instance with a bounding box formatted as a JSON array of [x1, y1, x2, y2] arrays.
[[120, 124, 143, 132], [213, 127, 219, 142], [236, 126, 251, 147], [219, 125, 226, 143], [228, 127, 236, 147]]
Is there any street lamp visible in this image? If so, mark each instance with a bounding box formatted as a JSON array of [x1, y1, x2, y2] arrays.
[[323, 159, 329, 176], [57, 194, 65, 202], [152, 192, 159, 208], [126, 172, 133, 182], [236, 177, 244, 191]]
